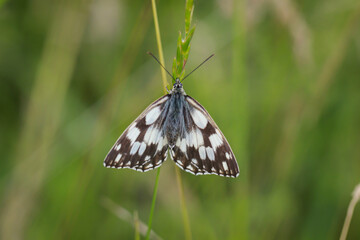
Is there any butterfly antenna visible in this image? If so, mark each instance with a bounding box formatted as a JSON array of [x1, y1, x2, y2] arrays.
[[181, 54, 214, 82], [147, 52, 175, 81]]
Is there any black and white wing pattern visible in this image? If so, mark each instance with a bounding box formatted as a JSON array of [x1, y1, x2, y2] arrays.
[[104, 95, 170, 172], [170, 96, 239, 178]]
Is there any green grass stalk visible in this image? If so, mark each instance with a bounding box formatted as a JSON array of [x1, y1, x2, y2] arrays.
[[172, 0, 195, 80], [171, 1, 195, 239], [340, 184, 360, 240], [151, 0, 169, 90], [134, 211, 140, 240], [145, 168, 161, 240], [146, 0, 168, 239], [175, 167, 192, 240]]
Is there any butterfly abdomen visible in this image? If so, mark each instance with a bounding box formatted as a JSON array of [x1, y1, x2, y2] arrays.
[[165, 93, 185, 146]]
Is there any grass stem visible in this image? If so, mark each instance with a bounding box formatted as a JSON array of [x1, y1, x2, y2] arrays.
[[151, 0, 169, 91], [134, 211, 140, 240], [145, 168, 161, 240], [340, 184, 360, 240], [175, 167, 192, 240], [146, 0, 169, 238]]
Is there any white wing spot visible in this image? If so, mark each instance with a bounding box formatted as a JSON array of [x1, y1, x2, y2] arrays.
[[225, 152, 231, 160], [199, 146, 206, 160], [180, 138, 186, 153], [149, 128, 160, 144], [186, 131, 192, 147], [222, 161, 229, 171], [145, 163, 153, 169], [156, 137, 163, 151], [138, 142, 147, 155], [114, 154, 122, 163], [115, 143, 121, 151], [130, 141, 141, 155], [195, 128, 204, 146], [206, 147, 215, 161], [187, 130, 197, 148], [191, 109, 208, 129], [176, 138, 181, 147], [186, 165, 195, 172], [191, 158, 198, 165], [157, 137, 167, 151], [145, 106, 161, 125], [143, 125, 153, 143], [127, 127, 140, 144], [145, 155, 151, 161], [209, 134, 223, 151]]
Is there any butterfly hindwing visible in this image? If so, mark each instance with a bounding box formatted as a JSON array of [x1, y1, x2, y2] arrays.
[[170, 96, 239, 178], [104, 95, 170, 172]]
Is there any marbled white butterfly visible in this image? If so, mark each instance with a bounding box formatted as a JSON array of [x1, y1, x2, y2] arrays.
[[104, 54, 239, 177]]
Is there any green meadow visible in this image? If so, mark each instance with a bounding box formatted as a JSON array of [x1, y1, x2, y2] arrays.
[[1, 0, 359, 239]]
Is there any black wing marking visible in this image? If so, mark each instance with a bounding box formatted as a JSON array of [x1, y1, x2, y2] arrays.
[[170, 95, 239, 178], [104, 95, 170, 172]]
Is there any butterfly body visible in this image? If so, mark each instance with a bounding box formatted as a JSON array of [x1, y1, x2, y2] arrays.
[[164, 80, 188, 146], [104, 78, 239, 178]]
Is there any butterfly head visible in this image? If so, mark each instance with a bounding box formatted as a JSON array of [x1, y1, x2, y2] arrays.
[[171, 78, 185, 94]]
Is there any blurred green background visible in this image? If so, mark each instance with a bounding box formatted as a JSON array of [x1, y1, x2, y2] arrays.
[[1, 0, 360, 239]]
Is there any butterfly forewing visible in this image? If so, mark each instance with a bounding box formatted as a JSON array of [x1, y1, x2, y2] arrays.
[[170, 96, 239, 178], [104, 95, 170, 172]]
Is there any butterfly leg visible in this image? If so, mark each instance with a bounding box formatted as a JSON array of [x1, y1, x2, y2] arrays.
[[166, 86, 171, 94]]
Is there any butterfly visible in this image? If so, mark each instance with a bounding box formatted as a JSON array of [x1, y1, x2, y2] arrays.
[[104, 54, 239, 178]]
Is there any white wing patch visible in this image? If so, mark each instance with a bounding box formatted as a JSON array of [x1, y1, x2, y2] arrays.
[[145, 106, 161, 125], [115, 143, 121, 151], [114, 154, 122, 163], [127, 126, 140, 144], [199, 146, 206, 160], [130, 141, 141, 155], [206, 147, 215, 161], [190, 108, 208, 129], [138, 142, 147, 155], [209, 133, 223, 151], [195, 128, 204, 146]]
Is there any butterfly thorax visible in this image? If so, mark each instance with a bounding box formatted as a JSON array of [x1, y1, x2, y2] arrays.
[[164, 79, 188, 147]]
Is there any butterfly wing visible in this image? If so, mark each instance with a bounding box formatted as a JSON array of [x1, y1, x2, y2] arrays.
[[169, 95, 239, 178], [104, 95, 170, 172]]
